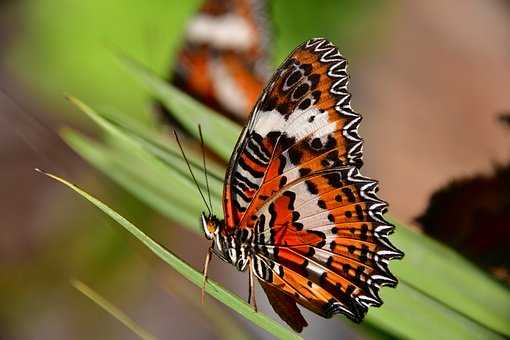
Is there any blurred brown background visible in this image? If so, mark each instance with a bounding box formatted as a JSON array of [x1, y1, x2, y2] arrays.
[[1, 0, 509, 339]]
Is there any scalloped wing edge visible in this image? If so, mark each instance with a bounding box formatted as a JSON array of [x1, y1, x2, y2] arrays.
[[304, 38, 404, 312]]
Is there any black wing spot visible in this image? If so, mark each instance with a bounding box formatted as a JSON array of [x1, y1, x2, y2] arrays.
[[324, 172, 342, 188], [277, 102, 291, 116], [301, 259, 309, 271], [360, 245, 369, 262], [293, 83, 309, 100], [360, 224, 369, 240], [294, 222, 304, 231], [282, 191, 296, 209], [267, 130, 281, 144], [343, 264, 351, 273], [301, 63, 312, 75], [298, 98, 311, 111], [329, 241, 336, 251], [286, 70, 302, 88], [292, 211, 300, 222], [299, 167, 312, 176], [311, 138, 323, 149], [355, 204, 364, 220], [345, 210, 352, 218], [279, 134, 295, 149], [305, 180, 319, 194], [289, 148, 303, 165], [317, 200, 326, 209], [342, 188, 356, 203], [309, 74, 320, 89]]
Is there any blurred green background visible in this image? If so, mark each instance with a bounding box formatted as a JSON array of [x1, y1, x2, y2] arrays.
[[1, 1, 509, 339]]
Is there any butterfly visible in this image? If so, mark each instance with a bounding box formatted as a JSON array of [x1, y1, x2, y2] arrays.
[[160, 0, 272, 125], [199, 38, 404, 333]]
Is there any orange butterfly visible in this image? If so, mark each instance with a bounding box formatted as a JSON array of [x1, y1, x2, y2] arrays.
[[162, 0, 271, 125], [200, 38, 404, 332]]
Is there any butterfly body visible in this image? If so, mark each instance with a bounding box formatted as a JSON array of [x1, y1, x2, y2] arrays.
[[201, 38, 403, 332]]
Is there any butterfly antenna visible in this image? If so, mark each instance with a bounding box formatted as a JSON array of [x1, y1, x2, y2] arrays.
[[173, 130, 212, 215], [198, 125, 214, 215]]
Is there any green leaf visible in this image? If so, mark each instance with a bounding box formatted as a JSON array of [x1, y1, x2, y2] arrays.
[[72, 279, 158, 340], [37, 169, 301, 340], [366, 282, 504, 340], [62, 128, 205, 231], [66, 95, 224, 199], [391, 220, 510, 337]]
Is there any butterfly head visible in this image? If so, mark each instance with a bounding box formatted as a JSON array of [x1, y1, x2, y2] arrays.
[[201, 212, 222, 240], [201, 212, 252, 271]]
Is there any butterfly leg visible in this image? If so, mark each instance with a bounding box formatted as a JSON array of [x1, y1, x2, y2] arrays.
[[201, 246, 213, 304], [248, 257, 258, 312]]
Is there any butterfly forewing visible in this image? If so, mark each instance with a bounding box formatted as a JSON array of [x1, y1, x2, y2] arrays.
[[224, 38, 363, 228], [222, 38, 403, 326]]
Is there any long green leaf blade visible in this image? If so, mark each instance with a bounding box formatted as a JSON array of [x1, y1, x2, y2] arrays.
[[37, 170, 301, 340]]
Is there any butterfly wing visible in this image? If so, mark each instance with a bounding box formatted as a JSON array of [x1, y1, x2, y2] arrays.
[[224, 38, 363, 229], [223, 38, 403, 326], [259, 279, 308, 333], [169, 0, 271, 123]]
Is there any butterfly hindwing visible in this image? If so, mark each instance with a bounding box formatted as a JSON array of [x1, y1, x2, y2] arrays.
[[259, 279, 308, 333], [250, 167, 402, 320]]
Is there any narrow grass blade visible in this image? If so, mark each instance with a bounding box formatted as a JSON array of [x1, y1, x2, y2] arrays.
[[71, 279, 158, 340], [38, 170, 301, 340], [62, 129, 214, 231], [66, 95, 224, 196]]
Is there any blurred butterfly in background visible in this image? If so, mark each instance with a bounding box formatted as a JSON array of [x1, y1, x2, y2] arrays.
[[417, 114, 510, 286], [196, 38, 404, 333], [158, 0, 272, 126]]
